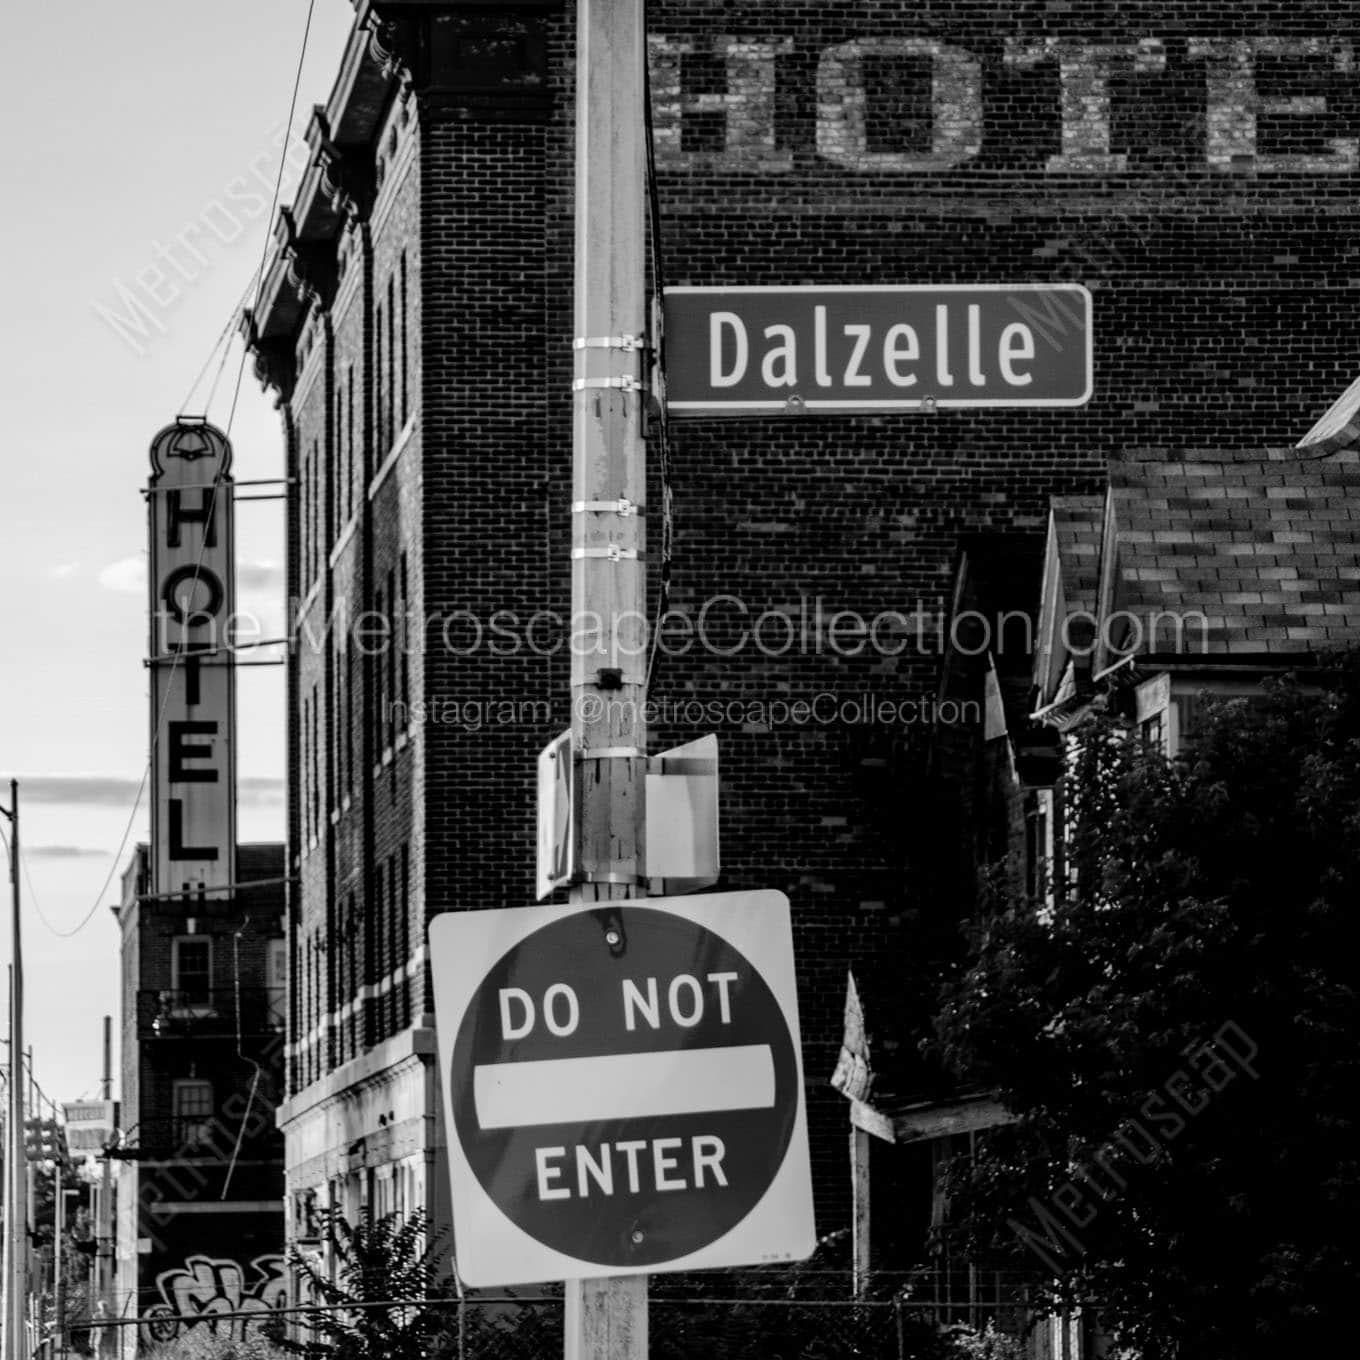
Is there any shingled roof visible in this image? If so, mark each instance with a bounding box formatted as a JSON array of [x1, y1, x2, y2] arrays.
[[1097, 446, 1360, 666], [1033, 494, 1104, 711], [1051, 494, 1104, 622]]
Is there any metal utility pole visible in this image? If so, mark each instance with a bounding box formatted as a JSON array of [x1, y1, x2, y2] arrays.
[[96, 1018, 113, 1360], [24, 1053, 33, 1244], [1, 782, 27, 1360], [564, 1, 648, 1357]]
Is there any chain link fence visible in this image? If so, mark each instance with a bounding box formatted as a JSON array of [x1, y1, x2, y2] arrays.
[[101, 1263, 1046, 1360]]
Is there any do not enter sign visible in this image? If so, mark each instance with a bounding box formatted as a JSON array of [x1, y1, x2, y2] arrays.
[[429, 891, 815, 1286]]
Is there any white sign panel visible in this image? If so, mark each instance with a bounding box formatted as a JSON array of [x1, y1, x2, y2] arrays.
[[646, 734, 720, 893], [429, 891, 815, 1286], [147, 420, 237, 898], [62, 1100, 117, 1155], [535, 731, 574, 900]]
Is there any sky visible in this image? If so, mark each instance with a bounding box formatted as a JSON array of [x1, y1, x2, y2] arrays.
[[0, 2, 356, 1107]]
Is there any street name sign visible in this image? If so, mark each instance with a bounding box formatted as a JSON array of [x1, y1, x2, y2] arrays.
[[664, 284, 1092, 413], [429, 891, 815, 1286]]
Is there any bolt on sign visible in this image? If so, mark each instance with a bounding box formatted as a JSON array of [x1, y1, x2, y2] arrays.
[[663, 285, 1092, 414], [429, 891, 815, 1286], [147, 419, 237, 899]]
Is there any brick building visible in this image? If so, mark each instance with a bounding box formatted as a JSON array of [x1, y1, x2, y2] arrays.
[[245, 0, 1360, 1288], [113, 843, 287, 1350]]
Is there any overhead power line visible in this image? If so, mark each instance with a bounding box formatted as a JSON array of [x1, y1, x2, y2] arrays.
[[226, 0, 318, 437], [43, 2, 319, 935]]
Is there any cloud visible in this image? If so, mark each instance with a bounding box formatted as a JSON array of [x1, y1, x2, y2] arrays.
[[238, 561, 284, 591], [18, 776, 143, 807], [99, 557, 282, 596], [26, 845, 109, 861], [48, 561, 81, 580], [241, 777, 285, 807], [98, 556, 146, 594], [16, 774, 282, 809]]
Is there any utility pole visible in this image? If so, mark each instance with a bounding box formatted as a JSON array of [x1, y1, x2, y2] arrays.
[[1, 782, 27, 1360], [24, 1053, 33, 1250], [95, 1019, 112, 1360], [563, 2, 648, 1358], [53, 1173, 70, 1360]]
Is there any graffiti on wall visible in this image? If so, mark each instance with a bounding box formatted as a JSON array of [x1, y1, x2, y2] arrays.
[[141, 1255, 287, 1344]]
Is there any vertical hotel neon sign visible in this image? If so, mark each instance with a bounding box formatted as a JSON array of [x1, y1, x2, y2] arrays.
[[147, 419, 237, 899]]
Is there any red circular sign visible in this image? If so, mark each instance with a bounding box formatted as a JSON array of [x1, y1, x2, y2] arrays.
[[450, 906, 799, 1268]]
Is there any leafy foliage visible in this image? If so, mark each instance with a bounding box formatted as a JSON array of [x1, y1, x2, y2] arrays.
[[144, 1328, 292, 1360], [278, 1208, 453, 1360], [935, 661, 1360, 1359]]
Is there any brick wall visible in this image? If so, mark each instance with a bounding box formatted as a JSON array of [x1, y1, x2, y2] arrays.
[[263, 0, 1360, 1246], [117, 844, 286, 1309]]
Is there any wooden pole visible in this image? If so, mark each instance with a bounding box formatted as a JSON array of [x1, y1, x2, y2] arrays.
[[563, 1, 648, 1356], [3, 782, 28, 1360], [52, 1168, 64, 1360], [850, 1125, 871, 1297]]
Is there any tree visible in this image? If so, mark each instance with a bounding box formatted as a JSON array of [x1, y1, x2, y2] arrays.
[[278, 1208, 454, 1360], [934, 659, 1360, 1359]]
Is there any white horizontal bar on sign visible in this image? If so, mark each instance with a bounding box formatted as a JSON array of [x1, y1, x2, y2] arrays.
[[473, 1044, 775, 1130]]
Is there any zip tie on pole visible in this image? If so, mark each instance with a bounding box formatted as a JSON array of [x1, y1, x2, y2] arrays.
[[571, 498, 641, 515], [571, 546, 644, 562], [573, 334, 644, 352], [573, 375, 643, 392], [571, 672, 647, 688]]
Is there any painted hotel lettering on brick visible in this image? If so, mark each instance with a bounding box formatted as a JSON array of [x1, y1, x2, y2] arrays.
[[665, 286, 1092, 412], [649, 34, 1359, 174], [147, 420, 237, 897]]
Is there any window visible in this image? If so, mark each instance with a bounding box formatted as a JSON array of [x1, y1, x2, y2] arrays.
[[386, 567, 397, 747], [327, 401, 337, 549], [387, 851, 399, 1032], [267, 939, 287, 1031], [297, 1189, 318, 1239], [1135, 673, 1176, 757], [346, 366, 355, 522], [373, 860, 386, 1043], [387, 274, 397, 448], [375, 298, 385, 456], [1025, 787, 1057, 915], [307, 439, 319, 584], [346, 640, 357, 795], [399, 843, 410, 1028], [312, 440, 320, 579], [172, 937, 211, 1005], [301, 691, 312, 842], [399, 253, 409, 427], [310, 683, 320, 837], [299, 441, 309, 588], [334, 381, 345, 533], [173, 1078, 214, 1149], [398, 553, 410, 717], [329, 639, 338, 816], [334, 635, 345, 803], [373, 584, 387, 750]]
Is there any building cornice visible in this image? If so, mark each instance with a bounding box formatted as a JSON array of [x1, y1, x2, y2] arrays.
[[246, 2, 562, 373], [357, 1, 560, 121]]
